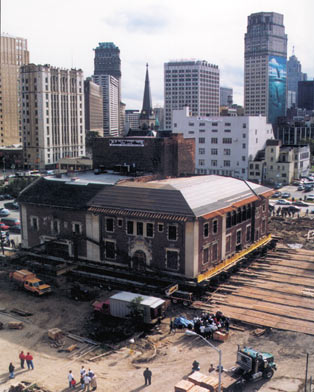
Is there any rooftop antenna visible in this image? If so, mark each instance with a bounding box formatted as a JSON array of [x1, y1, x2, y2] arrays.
[[292, 45, 295, 56]]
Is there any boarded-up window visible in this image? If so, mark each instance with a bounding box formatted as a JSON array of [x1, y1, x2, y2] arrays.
[[166, 250, 179, 270]]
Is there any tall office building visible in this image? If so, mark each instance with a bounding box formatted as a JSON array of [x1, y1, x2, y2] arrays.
[[84, 78, 103, 135], [287, 52, 307, 107], [93, 42, 122, 135], [220, 87, 233, 107], [244, 12, 288, 124], [298, 81, 314, 110], [20, 64, 85, 169], [0, 34, 29, 146], [164, 60, 219, 131], [93, 74, 119, 136]]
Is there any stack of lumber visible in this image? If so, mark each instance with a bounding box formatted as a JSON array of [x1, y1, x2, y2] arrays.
[[174, 371, 233, 392], [192, 248, 314, 335]]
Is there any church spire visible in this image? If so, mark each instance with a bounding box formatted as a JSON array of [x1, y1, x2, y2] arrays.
[[139, 63, 155, 130]]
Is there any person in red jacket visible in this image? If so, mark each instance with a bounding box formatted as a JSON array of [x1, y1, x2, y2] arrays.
[[19, 351, 26, 369], [25, 352, 34, 370]]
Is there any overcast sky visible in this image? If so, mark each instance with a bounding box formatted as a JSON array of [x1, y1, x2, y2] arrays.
[[2, 0, 313, 110]]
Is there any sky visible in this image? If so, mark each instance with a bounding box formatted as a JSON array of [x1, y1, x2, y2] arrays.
[[2, 0, 314, 110]]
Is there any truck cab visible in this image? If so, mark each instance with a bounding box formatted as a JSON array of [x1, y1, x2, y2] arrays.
[[235, 346, 276, 381], [24, 278, 51, 295]]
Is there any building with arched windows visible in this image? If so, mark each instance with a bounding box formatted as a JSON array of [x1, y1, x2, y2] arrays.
[[18, 175, 272, 283]]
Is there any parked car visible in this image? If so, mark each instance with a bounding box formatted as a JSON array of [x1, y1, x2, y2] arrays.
[[306, 195, 314, 201], [281, 192, 291, 198], [0, 208, 10, 217], [9, 224, 21, 233], [293, 201, 309, 207], [286, 206, 300, 213], [276, 199, 291, 205], [1, 217, 20, 227], [304, 186, 313, 193], [274, 183, 282, 189], [273, 191, 282, 198], [0, 223, 9, 231], [4, 202, 19, 210], [292, 181, 300, 186], [3, 194, 13, 200], [298, 185, 305, 191]]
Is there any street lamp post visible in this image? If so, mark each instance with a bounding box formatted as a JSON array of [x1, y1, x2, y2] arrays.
[[185, 330, 222, 392]]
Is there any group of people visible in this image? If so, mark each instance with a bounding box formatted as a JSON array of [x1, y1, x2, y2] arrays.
[[68, 366, 97, 391], [9, 351, 34, 379], [193, 311, 230, 339]]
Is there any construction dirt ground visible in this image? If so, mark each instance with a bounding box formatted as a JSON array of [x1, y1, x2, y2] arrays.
[[1, 216, 314, 392]]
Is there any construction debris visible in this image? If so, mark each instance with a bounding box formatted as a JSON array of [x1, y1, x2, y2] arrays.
[[8, 321, 24, 329], [48, 328, 63, 341], [252, 328, 266, 337], [11, 308, 33, 317]]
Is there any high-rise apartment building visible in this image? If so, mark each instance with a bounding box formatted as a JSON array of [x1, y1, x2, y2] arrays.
[[93, 42, 122, 135], [298, 81, 314, 110], [92, 74, 119, 136], [84, 78, 103, 135], [0, 34, 29, 146], [164, 60, 220, 131], [20, 64, 85, 169], [244, 12, 288, 124], [287, 52, 307, 107], [220, 87, 233, 107]]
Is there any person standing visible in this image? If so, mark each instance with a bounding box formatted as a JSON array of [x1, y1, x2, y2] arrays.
[[83, 374, 91, 391], [19, 351, 25, 369], [25, 352, 34, 370], [143, 367, 152, 386], [68, 370, 74, 388], [9, 362, 15, 379], [90, 373, 97, 390], [80, 366, 86, 386]]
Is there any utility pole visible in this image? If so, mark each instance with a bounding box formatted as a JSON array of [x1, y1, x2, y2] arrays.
[[305, 352, 309, 392]]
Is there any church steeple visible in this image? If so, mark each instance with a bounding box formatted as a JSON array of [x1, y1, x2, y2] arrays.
[[139, 63, 155, 130]]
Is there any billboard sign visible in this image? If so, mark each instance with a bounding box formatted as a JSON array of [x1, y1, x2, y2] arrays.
[[268, 55, 287, 124]]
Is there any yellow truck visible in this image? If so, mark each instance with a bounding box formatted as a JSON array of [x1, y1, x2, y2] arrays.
[[9, 269, 51, 296]]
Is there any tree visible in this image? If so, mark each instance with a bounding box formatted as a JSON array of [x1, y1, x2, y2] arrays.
[[128, 296, 144, 325]]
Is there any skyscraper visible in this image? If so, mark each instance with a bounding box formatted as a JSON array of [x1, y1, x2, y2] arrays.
[[220, 87, 233, 107], [244, 12, 288, 124], [84, 78, 103, 135], [93, 42, 122, 135], [298, 81, 314, 111], [93, 74, 119, 136], [20, 64, 85, 169], [0, 34, 29, 146], [164, 60, 219, 131], [287, 51, 307, 107]]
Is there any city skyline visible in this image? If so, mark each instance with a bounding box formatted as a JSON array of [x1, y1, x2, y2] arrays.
[[2, 0, 313, 110]]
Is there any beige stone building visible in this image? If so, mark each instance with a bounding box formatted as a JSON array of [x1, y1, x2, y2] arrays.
[[20, 64, 85, 169], [248, 140, 310, 185], [0, 34, 29, 146]]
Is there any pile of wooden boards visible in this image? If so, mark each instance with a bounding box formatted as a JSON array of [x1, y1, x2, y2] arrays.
[[192, 247, 314, 336], [173, 371, 235, 392]]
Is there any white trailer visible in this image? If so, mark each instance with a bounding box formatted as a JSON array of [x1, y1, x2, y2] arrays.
[[109, 291, 165, 324]]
